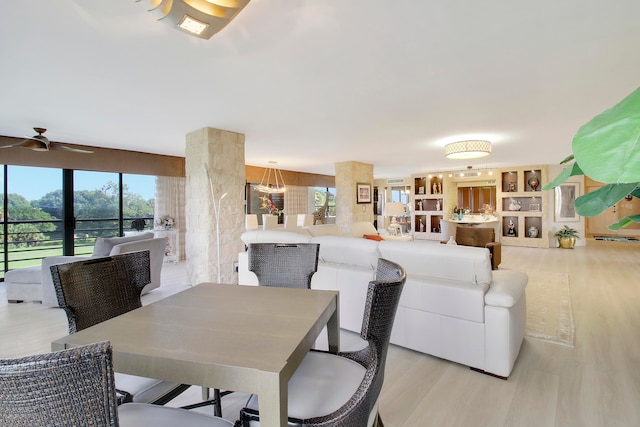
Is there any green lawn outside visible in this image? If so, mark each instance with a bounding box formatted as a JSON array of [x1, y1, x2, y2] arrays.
[[1, 245, 94, 278]]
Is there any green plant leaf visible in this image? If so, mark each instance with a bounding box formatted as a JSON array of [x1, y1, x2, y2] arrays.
[[574, 183, 638, 216], [609, 214, 640, 230], [559, 154, 575, 164], [542, 162, 584, 190], [572, 86, 640, 184]]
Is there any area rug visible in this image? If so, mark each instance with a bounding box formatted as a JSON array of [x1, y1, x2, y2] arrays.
[[594, 236, 639, 242], [525, 271, 575, 347]]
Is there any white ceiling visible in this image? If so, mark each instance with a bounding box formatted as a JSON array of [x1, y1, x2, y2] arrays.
[[1, 1, 639, 178]]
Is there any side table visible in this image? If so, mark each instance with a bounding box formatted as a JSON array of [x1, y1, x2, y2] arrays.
[[153, 229, 179, 262]]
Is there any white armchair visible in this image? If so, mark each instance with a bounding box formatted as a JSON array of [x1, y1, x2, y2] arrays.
[[6, 232, 166, 306]]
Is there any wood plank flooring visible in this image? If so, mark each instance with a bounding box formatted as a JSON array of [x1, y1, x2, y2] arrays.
[[1, 239, 639, 426]]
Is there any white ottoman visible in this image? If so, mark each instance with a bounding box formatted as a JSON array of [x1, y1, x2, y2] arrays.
[[5, 266, 42, 303]]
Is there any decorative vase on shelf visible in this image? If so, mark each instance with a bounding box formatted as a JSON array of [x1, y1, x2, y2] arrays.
[[528, 174, 540, 191], [528, 226, 539, 238], [458, 211, 463, 221]]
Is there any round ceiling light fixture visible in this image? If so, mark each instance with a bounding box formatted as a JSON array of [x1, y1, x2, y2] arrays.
[[444, 140, 492, 159]]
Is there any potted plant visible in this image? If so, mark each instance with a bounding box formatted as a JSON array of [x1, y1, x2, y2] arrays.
[[131, 218, 146, 232], [543, 86, 640, 231], [554, 225, 580, 249]]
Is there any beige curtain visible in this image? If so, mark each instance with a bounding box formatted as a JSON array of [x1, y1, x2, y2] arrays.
[[284, 185, 309, 215], [155, 176, 186, 260]]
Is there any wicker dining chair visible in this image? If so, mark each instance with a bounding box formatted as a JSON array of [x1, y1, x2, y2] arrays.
[[237, 258, 406, 427], [0, 341, 233, 427], [50, 250, 190, 406], [248, 243, 320, 288], [197, 243, 322, 417]]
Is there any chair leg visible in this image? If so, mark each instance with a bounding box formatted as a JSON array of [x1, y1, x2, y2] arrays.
[[372, 411, 385, 427], [181, 388, 231, 417], [148, 384, 191, 406], [202, 386, 210, 401], [213, 388, 222, 418]]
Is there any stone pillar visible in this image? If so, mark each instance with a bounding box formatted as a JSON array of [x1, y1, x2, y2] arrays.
[[185, 128, 245, 285], [334, 161, 374, 226]]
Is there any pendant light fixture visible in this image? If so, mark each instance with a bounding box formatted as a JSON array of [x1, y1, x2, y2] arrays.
[[253, 161, 287, 194]]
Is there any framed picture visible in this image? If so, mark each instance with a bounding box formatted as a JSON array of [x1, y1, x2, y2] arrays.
[[529, 203, 541, 212], [356, 183, 372, 204], [555, 182, 580, 221]]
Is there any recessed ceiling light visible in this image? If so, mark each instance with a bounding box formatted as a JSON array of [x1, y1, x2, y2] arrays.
[[178, 15, 209, 35]]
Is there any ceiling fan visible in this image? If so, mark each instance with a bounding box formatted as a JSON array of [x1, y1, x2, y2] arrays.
[[0, 127, 93, 153]]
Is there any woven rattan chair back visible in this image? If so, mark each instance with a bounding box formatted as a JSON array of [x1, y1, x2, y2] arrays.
[[239, 258, 406, 427], [248, 243, 320, 289], [51, 250, 151, 334], [0, 341, 118, 426]]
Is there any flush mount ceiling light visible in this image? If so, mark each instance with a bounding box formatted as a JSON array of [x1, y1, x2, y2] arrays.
[[444, 140, 492, 160], [137, 0, 251, 39], [253, 161, 287, 194]]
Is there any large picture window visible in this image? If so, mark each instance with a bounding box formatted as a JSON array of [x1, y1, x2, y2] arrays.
[[1, 165, 155, 278]]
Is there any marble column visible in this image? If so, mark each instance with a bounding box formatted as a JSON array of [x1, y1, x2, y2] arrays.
[[185, 127, 246, 285], [334, 161, 374, 226]]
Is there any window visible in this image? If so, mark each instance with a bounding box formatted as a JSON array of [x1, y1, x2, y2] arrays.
[[313, 187, 336, 218], [1, 165, 156, 275]]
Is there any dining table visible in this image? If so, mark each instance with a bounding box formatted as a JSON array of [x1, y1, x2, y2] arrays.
[[51, 282, 340, 427]]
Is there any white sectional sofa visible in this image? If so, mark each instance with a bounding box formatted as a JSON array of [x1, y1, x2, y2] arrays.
[[5, 232, 165, 306], [238, 227, 528, 378]]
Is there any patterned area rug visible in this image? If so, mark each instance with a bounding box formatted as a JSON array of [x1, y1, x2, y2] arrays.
[[525, 271, 575, 347], [594, 236, 639, 242]]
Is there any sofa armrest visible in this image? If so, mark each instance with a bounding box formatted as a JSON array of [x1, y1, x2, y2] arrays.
[[485, 242, 501, 270], [484, 270, 527, 308]]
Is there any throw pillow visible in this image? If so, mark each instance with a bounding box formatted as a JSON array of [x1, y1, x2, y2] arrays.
[[363, 234, 383, 241]]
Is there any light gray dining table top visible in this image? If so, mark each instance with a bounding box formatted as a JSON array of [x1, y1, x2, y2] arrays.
[[52, 282, 340, 427]]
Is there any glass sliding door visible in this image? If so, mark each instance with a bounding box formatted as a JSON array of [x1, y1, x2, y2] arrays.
[[2, 166, 158, 277], [4, 165, 63, 270], [73, 170, 120, 255], [122, 174, 155, 233]]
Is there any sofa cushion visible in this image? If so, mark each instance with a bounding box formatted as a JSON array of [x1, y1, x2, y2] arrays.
[[305, 224, 347, 237], [240, 230, 312, 246], [378, 240, 492, 286], [311, 236, 379, 269], [92, 232, 155, 257], [346, 221, 378, 238], [5, 265, 41, 284]]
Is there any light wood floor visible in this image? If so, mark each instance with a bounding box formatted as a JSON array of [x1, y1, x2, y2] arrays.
[[1, 239, 639, 426]]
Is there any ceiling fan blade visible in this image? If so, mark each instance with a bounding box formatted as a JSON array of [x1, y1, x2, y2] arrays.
[[21, 138, 49, 151], [0, 140, 27, 149], [50, 141, 94, 154]]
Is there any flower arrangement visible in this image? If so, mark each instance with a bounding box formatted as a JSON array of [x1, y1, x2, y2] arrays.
[[157, 214, 175, 229], [481, 204, 497, 218], [259, 195, 282, 216]]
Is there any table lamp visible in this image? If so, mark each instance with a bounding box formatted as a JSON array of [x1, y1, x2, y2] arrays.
[[384, 202, 406, 236]]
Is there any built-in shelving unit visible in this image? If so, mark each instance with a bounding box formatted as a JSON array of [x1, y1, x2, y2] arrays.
[[497, 166, 549, 248], [412, 174, 444, 240]]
